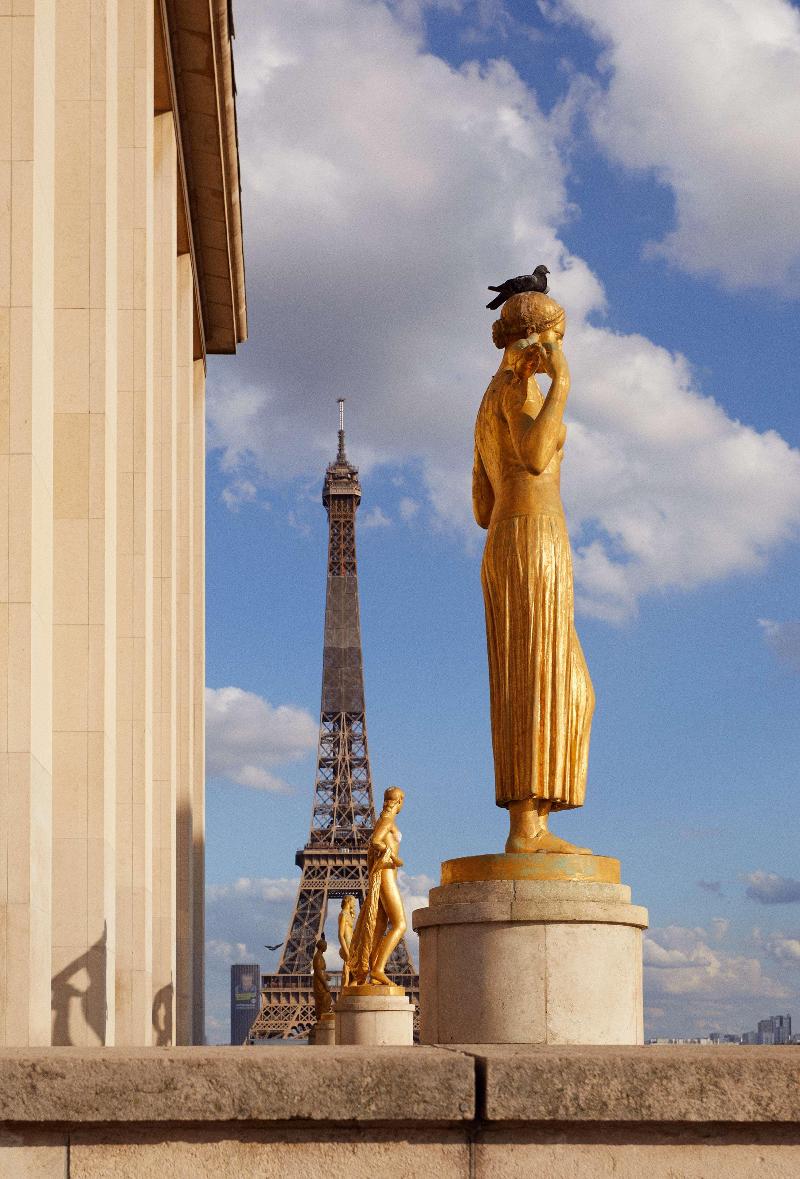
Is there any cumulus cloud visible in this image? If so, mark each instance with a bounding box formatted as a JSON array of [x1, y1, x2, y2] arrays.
[[208, 0, 800, 620], [697, 880, 723, 896], [550, 0, 800, 292], [205, 686, 317, 791], [744, 870, 800, 905], [759, 619, 800, 672], [220, 477, 259, 512], [399, 496, 420, 522], [206, 877, 298, 905], [206, 938, 249, 962], [645, 923, 787, 1000], [760, 931, 800, 963], [360, 506, 392, 529]]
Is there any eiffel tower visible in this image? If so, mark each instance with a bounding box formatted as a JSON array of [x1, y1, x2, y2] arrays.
[[248, 401, 419, 1041]]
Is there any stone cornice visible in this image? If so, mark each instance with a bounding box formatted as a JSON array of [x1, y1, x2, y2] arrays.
[[158, 0, 248, 358]]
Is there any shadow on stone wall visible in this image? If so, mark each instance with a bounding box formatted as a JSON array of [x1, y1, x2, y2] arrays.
[[51, 923, 108, 1046], [152, 983, 174, 1045]]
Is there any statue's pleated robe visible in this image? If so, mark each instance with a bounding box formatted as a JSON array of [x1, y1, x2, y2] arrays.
[[475, 369, 594, 810]]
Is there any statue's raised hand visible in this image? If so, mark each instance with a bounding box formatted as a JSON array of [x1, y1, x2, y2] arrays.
[[540, 337, 568, 381]]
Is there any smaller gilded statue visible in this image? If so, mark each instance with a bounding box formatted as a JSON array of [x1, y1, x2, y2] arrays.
[[312, 936, 334, 1020], [338, 895, 356, 988], [347, 786, 407, 987]]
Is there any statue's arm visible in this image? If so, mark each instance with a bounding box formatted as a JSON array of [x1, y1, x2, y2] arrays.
[[472, 444, 494, 529], [370, 817, 399, 866], [338, 914, 350, 957], [506, 349, 570, 476]]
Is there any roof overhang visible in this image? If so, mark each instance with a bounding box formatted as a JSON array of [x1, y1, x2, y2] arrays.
[[156, 0, 248, 358]]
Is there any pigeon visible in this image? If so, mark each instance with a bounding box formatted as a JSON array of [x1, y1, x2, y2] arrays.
[[264, 942, 283, 951], [487, 265, 549, 310]]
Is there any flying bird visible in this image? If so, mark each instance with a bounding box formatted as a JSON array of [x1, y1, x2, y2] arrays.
[[487, 265, 549, 310], [264, 942, 283, 951]]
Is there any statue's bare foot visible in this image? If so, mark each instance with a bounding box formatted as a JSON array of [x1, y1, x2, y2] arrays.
[[370, 969, 393, 986], [505, 829, 592, 855]]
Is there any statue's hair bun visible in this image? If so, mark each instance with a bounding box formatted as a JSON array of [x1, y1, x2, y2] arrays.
[[492, 291, 565, 349]]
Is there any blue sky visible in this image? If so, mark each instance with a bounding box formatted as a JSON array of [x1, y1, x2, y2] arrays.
[[203, 0, 800, 1042]]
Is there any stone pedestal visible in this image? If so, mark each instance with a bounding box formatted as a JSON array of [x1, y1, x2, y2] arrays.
[[412, 862, 648, 1046], [308, 1016, 335, 1045], [335, 988, 415, 1046]]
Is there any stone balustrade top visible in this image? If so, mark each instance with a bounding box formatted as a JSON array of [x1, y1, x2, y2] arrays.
[[0, 1046, 798, 1128]]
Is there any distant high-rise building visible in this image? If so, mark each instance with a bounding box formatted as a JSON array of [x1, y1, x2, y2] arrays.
[[231, 965, 262, 1045], [757, 1014, 791, 1045]]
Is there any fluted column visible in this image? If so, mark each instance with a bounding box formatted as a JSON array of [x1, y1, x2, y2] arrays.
[[192, 357, 206, 1044], [151, 109, 178, 1045], [175, 253, 194, 1043], [50, 0, 118, 1048], [114, 0, 154, 1046], [0, 0, 56, 1047]]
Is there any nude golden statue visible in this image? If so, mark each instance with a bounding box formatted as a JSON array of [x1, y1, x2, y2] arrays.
[[473, 291, 595, 856], [338, 895, 356, 988], [347, 787, 408, 987]]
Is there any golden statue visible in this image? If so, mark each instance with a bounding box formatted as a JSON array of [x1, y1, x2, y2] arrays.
[[473, 291, 595, 856], [311, 936, 334, 1019], [346, 787, 407, 988], [338, 896, 356, 988]]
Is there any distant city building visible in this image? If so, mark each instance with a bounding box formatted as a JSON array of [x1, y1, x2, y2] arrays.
[[231, 965, 262, 1045], [647, 1013, 796, 1046], [757, 1014, 791, 1045]]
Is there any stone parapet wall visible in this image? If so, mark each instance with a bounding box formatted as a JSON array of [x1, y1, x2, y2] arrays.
[[1, 1046, 799, 1176]]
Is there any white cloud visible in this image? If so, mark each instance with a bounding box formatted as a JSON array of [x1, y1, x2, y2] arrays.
[[399, 496, 420, 522], [759, 619, 800, 672], [360, 506, 392, 529], [710, 918, 730, 942], [220, 477, 259, 511], [645, 923, 788, 1001], [550, 0, 800, 292], [754, 928, 800, 964], [205, 686, 317, 791], [744, 869, 800, 905], [206, 877, 298, 904], [207, 0, 800, 620], [206, 938, 249, 962]]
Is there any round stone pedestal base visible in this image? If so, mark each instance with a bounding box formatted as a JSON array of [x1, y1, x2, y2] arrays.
[[412, 876, 648, 1046], [309, 1015, 335, 1045], [334, 992, 414, 1046]]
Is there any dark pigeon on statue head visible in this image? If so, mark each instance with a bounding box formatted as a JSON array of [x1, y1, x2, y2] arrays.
[[486, 265, 549, 310]]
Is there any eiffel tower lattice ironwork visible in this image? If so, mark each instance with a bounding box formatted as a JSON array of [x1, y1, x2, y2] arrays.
[[248, 401, 418, 1041]]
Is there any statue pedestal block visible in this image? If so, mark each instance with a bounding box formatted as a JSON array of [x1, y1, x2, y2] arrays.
[[412, 867, 648, 1046], [308, 1015, 335, 1045], [335, 990, 414, 1046]]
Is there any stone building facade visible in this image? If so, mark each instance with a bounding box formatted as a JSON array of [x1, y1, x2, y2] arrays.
[[0, 0, 246, 1046]]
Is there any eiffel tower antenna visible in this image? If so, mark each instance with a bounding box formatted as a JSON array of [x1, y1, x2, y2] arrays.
[[248, 403, 418, 1041], [337, 397, 346, 461]]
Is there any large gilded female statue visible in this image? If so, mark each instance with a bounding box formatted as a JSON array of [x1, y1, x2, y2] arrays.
[[473, 291, 594, 855]]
